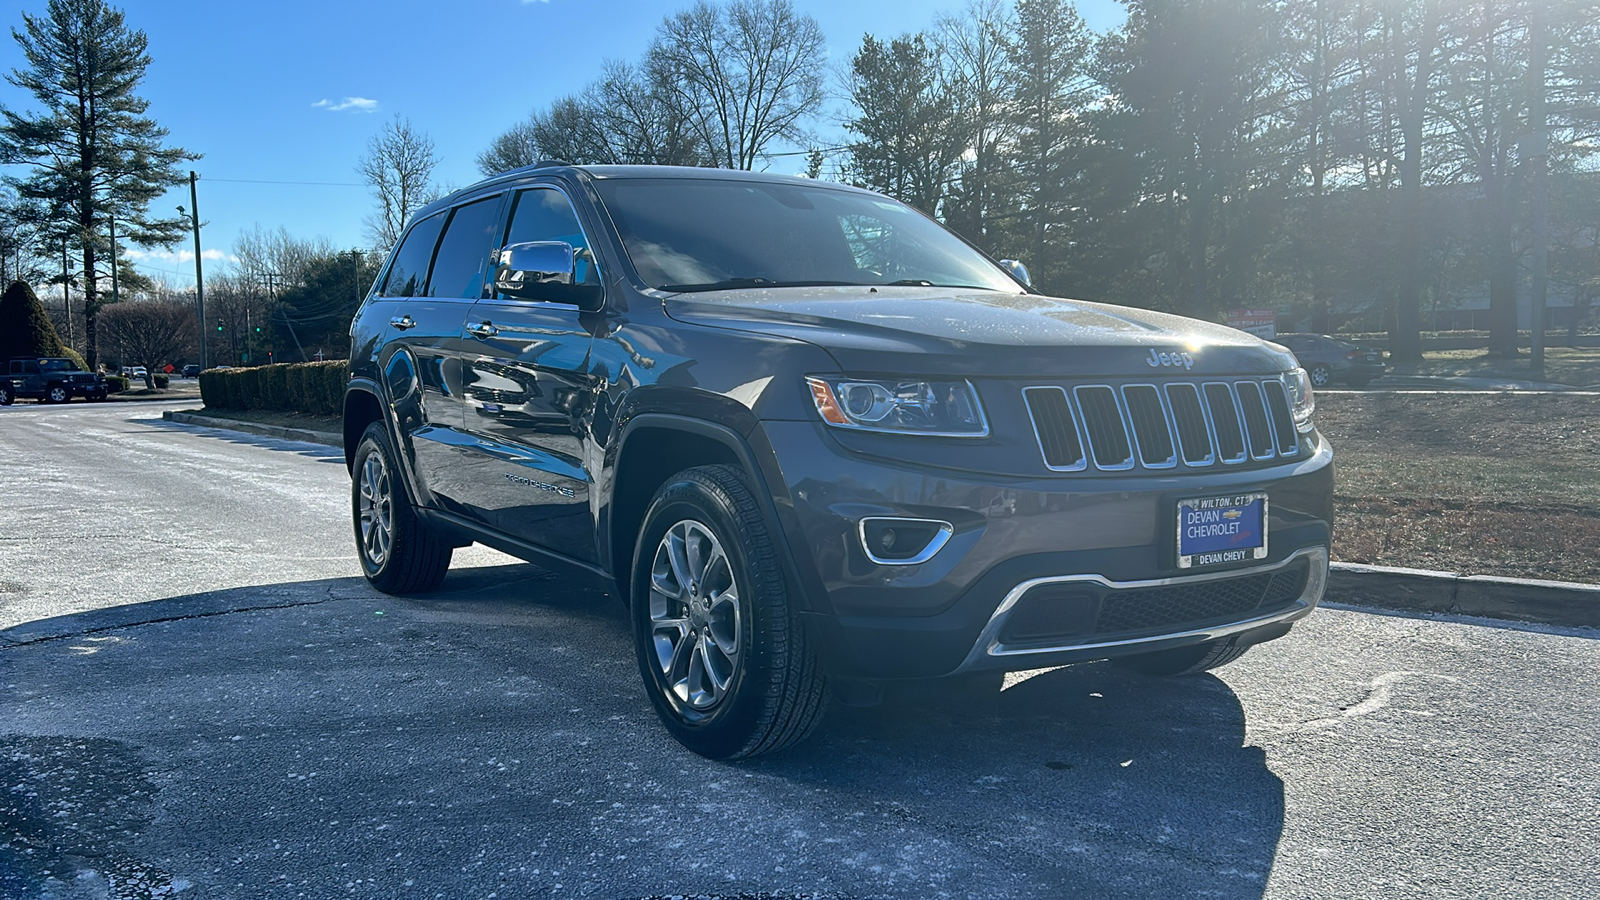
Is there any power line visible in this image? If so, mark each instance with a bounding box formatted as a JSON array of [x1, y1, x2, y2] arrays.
[[203, 177, 365, 187]]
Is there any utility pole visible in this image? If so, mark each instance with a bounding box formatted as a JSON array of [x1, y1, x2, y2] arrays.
[[188, 171, 207, 369], [61, 237, 73, 347], [109, 215, 120, 305]]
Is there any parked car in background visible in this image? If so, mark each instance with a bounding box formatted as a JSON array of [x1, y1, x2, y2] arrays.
[[1276, 333, 1387, 388], [2, 357, 108, 404], [182, 365, 201, 378]]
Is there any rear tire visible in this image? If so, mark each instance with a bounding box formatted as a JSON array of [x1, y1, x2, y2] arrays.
[[630, 464, 827, 759], [351, 421, 452, 593], [0, 384, 12, 406], [1111, 637, 1251, 676]]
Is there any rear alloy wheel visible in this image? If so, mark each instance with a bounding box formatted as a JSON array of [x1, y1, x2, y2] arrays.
[[351, 421, 452, 593], [45, 384, 70, 404], [1112, 637, 1251, 677], [0, 384, 12, 406], [1307, 364, 1332, 389], [632, 465, 827, 759]]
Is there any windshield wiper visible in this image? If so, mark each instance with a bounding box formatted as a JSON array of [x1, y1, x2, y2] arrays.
[[662, 278, 865, 292], [879, 279, 996, 290]]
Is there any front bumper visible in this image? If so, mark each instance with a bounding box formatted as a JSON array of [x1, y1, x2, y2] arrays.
[[759, 419, 1334, 679]]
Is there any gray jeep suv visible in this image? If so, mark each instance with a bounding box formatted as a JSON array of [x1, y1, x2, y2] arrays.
[[345, 164, 1333, 759]]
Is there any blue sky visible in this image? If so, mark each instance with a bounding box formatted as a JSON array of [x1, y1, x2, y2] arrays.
[[0, 0, 1125, 284]]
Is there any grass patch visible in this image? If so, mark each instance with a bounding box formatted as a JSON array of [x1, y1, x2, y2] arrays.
[[1317, 393, 1600, 582], [1408, 346, 1600, 387]]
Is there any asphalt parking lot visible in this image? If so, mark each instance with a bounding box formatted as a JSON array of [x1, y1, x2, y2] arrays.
[[3, 401, 1598, 899]]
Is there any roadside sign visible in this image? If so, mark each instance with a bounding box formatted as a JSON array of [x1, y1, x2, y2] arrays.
[[1227, 308, 1277, 339]]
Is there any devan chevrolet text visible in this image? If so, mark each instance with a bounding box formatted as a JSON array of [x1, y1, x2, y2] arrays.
[[344, 164, 1334, 759]]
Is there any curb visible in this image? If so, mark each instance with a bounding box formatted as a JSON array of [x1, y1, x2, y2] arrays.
[[1329, 562, 1600, 629], [157, 410, 1600, 630], [162, 410, 342, 448]]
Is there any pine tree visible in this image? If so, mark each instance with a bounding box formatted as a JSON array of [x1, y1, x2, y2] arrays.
[[0, 279, 68, 361], [0, 0, 197, 369]]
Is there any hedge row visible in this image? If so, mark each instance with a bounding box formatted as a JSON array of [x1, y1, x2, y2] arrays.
[[198, 361, 347, 416]]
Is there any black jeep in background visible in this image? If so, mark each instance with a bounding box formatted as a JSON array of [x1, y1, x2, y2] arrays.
[[1, 357, 107, 405], [344, 164, 1334, 759]]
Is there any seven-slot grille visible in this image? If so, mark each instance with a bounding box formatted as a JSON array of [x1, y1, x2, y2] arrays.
[[1023, 378, 1301, 472]]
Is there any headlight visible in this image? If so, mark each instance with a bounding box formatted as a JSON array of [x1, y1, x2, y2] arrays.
[[1284, 368, 1315, 433], [805, 376, 989, 437]]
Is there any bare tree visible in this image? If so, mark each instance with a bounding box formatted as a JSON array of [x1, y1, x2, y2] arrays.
[[649, 0, 826, 170], [477, 61, 708, 175], [97, 299, 195, 387], [477, 118, 546, 175], [358, 115, 438, 250], [231, 225, 335, 288]]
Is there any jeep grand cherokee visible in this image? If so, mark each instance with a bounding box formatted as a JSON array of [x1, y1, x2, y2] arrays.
[[344, 164, 1333, 759]]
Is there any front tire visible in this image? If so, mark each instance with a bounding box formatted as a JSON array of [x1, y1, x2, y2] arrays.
[[1307, 364, 1332, 389], [45, 384, 70, 404], [1111, 637, 1251, 676], [631, 465, 827, 759], [351, 422, 452, 593]]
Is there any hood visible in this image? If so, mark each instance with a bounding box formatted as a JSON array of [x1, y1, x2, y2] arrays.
[[664, 286, 1295, 377]]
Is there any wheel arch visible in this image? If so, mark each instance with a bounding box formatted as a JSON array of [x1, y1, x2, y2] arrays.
[[606, 414, 805, 613], [343, 379, 385, 473]]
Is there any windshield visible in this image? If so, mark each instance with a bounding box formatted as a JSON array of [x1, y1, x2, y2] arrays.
[[38, 359, 75, 372], [593, 178, 1023, 294]]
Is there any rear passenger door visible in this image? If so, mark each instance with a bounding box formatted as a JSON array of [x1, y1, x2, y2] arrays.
[[370, 193, 505, 514]]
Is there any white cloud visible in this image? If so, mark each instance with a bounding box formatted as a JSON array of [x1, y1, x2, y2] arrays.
[[125, 248, 230, 265], [312, 97, 379, 113]]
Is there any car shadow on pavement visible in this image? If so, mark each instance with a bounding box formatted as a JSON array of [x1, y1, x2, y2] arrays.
[[2, 567, 1281, 899], [758, 664, 1285, 897]]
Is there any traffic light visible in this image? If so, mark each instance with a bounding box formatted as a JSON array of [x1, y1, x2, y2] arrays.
[[254, 326, 261, 333], [216, 321, 223, 332]]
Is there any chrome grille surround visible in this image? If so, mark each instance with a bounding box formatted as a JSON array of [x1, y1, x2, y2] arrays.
[[1025, 376, 1304, 473]]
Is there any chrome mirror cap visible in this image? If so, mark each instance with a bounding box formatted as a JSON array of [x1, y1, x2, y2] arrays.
[[493, 241, 603, 309], [495, 241, 578, 291], [999, 258, 1032, 288]]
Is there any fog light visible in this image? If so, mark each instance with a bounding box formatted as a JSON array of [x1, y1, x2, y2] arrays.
[[859, 517, 953, 566]]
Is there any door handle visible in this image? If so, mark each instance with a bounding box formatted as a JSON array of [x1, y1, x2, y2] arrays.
[[389, 314, 416, 331], [467, 321, 499, 339]]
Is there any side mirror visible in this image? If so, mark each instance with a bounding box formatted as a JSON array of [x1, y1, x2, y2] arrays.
[[999, 258, 1032, 288], [494, 241, 603, 310]]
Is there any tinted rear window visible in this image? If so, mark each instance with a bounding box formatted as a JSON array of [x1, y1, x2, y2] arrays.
[[381, 211, 446, 298]]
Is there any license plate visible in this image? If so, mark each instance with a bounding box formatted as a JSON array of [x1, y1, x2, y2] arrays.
[[1176, 492, 1268, 568]]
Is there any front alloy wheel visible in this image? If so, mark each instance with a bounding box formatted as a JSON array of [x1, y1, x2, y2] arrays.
[[46, 385, 69, 403], [648, 519, 743, 712], [631, 465, 826, 759], [1307, 364, 1332, 389]]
